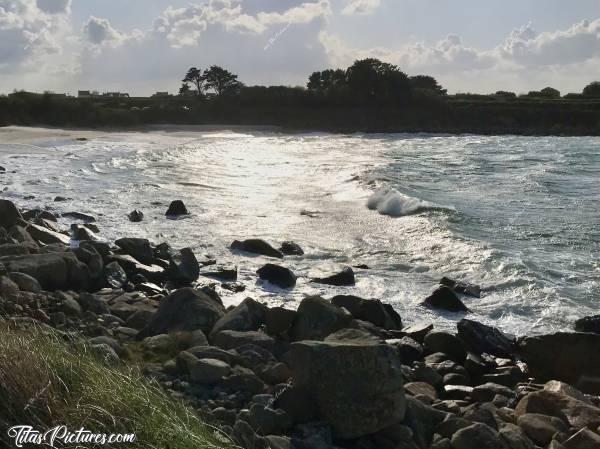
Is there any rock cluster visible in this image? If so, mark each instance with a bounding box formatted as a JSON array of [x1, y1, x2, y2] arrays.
[[1, 198, 600, 449]]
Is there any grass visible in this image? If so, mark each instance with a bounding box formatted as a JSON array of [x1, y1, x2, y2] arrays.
[[0, 322, 237, 449]]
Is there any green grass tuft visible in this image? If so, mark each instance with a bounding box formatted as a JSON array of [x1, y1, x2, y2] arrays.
[[0, 322, 236, 449]]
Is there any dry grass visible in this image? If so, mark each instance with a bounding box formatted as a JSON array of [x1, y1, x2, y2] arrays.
[[0, 322, 236, 449]]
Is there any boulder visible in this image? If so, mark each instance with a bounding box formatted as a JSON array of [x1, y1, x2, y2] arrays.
[[265, 307, 297, 335], [19, 220, 70, 245], [108, 254, 165, 284], [128, 210, 144, 222], [168, 247, 199, 284], [210, 297, 267, 338], [422, 286, 469, 313], [61, 212, 96, 222], [424, 331, 467, 363], [290, 296, 352, 341], [457, 319, 514, 359], [574, 315, 600, 334], [231, 239, 284, 259], [165, 200, 188, 216], [22, 209, 56, 222], [279, 241, 304, 256], [200, 265, 237, 281], [519, 332, 600, 390], [517, 413, 568, 446], [8, 272, 41, 293], [190, 358, 231, 384], [515, 390, 600, 430], [103, 261, 127, 288], [331, 295, 402, 330], [287, 338, 406, 439], [115, 238, 154, 265], [212, 330, 275, 352], [563, 428, 600, 449], [71, 225, 96, 242], [402, 396, 447, 449], [440, 277, 481, 298], [451, 423, 510, 449], [137, 287, 225, 339], [402, 323, 434, 343], [311, 267, 355, 286], [0, 251, 90, 291], [0, 200, 23, 230], [257, 264, 297, 289]]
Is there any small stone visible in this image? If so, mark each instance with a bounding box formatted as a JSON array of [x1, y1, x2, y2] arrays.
[[165, 200, 189, 216], [128, 210, 144, 222]]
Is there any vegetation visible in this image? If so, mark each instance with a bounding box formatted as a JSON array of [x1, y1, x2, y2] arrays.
[[0, 323, 235, 449], [2, 60, 600, 135]]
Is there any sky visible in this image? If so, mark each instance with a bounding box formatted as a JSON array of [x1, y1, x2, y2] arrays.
[[2, 0, 600, 96]]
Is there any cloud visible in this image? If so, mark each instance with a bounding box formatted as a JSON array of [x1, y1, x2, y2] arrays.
[[341, 0, 380, 16], [36, 0, 70, 14], [83, 16, 125, 45], [500, 19, 600, 66], [0, 0, 69, 71]]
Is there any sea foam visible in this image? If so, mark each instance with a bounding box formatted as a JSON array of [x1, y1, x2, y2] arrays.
[[367, 188, 433, 217]]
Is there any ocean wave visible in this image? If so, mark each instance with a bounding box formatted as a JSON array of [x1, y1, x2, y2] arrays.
[[367, 188, 436, 217]]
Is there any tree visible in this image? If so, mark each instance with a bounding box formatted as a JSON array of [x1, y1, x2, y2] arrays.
[[409, 75, 447, 95], [182, 67, 205, 96], [583, 81, 600, 97], [540, 87, 561, 98], [203, 66, 243, 96], [178, 83, 192, 96], [494, 90, 516, 98], [307, 69, 346, 92], [346, 58, 411, 103]]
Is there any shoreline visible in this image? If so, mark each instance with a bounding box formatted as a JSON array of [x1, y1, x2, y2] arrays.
[[1, 196, 600, 448]]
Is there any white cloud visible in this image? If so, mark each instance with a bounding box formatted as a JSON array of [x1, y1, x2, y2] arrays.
[[83, 16, 125, 45], [341, 0, 380, 16]]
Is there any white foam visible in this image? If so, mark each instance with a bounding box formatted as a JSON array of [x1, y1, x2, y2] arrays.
[[367, 188, 434, 217]]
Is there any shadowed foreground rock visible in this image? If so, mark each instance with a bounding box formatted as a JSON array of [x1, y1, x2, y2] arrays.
[[287, 336, 406, 439], [137, 287, 224, 339]]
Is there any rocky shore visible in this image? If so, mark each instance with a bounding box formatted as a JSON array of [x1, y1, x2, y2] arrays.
[[1, 197, 600, 449]]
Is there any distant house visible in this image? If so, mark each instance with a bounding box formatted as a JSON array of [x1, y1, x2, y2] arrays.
[[152, 91, 170, 97], [102, 92, 130, 98], [78, 90, 91, 98]]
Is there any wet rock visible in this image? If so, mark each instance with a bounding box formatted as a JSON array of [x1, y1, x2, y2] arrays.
[[331, 295, 402, 330], [104, 261, 127, 288], [265, 307, 297, 335], [287, 338, 406, 439], [257, 264, 297, 289], [498, 423, 536, 449], [387, 336, 423, 364], [444, 385, 473, 401], [472, 383, 514, 403], [22, 209, 57, 222], [128, 210, 144, 222], [168, 247, 199, 284], [0, 199, 23, 230], [115, 238, 154, 265], [200, 265, 237, 281], [311, 266, 355, 286], [190, 358, 231, 384], [402, 323, 434, 343], [440, 276, 481, 298], [457, 319, 514, 359], [61, 212, 96, 222], [519, 332, 600, 391], [137, 287, 225, 339], [231, 239, 284, 259], [165, 200, 189, 216], [279, 241, 304, 256], [108, 254, 165, 284], [71, 225, 96, 241], [221, 282, 245, 292], [18, 220, 70, 245], [290, 296, 352, 341], [574, 315, 600, 334], [8, 225, 35, 244], [451, 423, 510, 449], [210, 298, 267, 337], [422, 285, 469, 313], [424, 331, 467, 363], [403, 396, 448, 449], [405, 382, 438, 401], [517, 413, 568, 446], [8, 272, 41, 293]]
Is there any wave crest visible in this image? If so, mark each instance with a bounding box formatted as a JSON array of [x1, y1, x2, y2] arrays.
[[367, 188, 434, 217]]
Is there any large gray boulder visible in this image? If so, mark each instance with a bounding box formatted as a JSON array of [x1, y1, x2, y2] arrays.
[[422, 285, 469, 313], [331, 295, 402, 330], [519, 332, 600, 391], [458, 319, 514, 359], [0, 200, 23, 230], [290, 296, 352, 341], [0, 251, 90, 291], [168, 247, 199, 284], [210, 297, 267, 338], [287, 337, 406, 439], [257, 264, 297, 289], [115, 238, 154, 265], [137, 287, 225, 339]]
